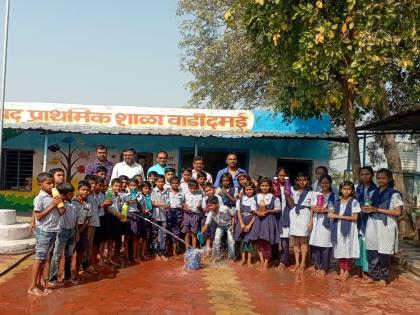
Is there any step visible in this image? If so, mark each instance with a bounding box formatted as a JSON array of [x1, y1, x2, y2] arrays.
[[0, 209, 16, 225], [0, 223, 32, 240], [0, 238, 36, 255]]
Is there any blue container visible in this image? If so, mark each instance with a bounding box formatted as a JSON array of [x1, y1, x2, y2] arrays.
[[185, 248, 202, 271]]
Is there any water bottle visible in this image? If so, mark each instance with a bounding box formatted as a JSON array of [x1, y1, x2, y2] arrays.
[[107, 188, 113, 200], [130, 188, 137, 201], [52, 188, 64, 209], [197, 231, 205, 246], [121, 203, 128, 222], [284, 177, 292, 196], [273, 177, 281, 197], [328, 202, 335, 214], [316, 193, 325, 207], [364, 195, 372, 206]]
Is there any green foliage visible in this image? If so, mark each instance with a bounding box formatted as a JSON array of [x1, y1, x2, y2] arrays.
[[2, 129, 22, 142], [0, 194, 34, 212], [226, 0, 418, 119]]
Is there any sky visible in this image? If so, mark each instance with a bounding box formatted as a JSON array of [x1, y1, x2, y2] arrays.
[[0, 0, 191, 108]]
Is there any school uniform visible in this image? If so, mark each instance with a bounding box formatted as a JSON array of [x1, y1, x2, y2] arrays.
[[331, 198, 361, 259], [49, 201, 78, 281], [250, 193, 281, 260], [122, 192, 143, 237], [103, 194, 122, 241], [33, 190, 61, 261], [87, 195, 100, 257], [289, 189, 312, 237], [234, 195, 257, 252], [309, 192, 336, 272], [93, 192, 106, 246], [180, 181, 189, 194], [181, 191, 203, 234], [275, 186, 291, 265], [167, 190, 184, 240], [73, 198, 92, 252], [138, 194, 153, 239], [215, 187, 238, 210], [365, 188, 403, 281], [355, 182, 377, 272], [201, 195, 223, 240], [205, 206, 236, 259], [151, 187, 170, 256]]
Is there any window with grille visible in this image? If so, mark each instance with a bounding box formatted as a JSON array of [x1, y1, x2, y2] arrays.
[[1, 149, 34, 191]]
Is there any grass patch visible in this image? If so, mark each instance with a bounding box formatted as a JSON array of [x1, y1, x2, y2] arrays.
[[0, 194, 34, 212]]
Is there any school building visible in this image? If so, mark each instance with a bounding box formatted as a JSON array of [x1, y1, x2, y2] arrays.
[[1, 102, 343, 210]]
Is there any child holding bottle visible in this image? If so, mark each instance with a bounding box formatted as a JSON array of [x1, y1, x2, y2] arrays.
[[289, 172, 312, 272], [309, 174, 336, 277], [363, 168, 402, 285], [328, 181, 360, 281]]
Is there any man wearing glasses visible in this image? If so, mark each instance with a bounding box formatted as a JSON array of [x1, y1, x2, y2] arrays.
[[147, 151, 169, 176], [110, 148, 145, 180]]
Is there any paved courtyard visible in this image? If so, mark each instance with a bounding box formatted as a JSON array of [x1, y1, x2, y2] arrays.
[[0, 255, 419, 314]]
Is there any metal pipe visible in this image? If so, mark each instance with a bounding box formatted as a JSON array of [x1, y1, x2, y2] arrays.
[[194, 137, 198, 156], [362, 133, 367, 166], [0, 0, 11, 180], [42, 132, 48, 172]]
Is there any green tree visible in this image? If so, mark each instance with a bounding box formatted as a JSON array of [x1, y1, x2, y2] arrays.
[[224, 0, 417, 180]]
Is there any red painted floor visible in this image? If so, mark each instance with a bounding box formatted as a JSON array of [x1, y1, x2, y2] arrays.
[[1, 256, 420, 314]]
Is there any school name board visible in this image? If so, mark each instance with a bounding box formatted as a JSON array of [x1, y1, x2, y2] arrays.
[[4, 103, 254, 134]]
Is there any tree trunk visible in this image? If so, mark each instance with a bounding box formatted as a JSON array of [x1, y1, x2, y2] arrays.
[[341, 82, 361, 183], [376, 90, 414, 236]]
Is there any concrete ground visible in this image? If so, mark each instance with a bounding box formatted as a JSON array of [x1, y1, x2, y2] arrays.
[[0, 254, 420, 314]]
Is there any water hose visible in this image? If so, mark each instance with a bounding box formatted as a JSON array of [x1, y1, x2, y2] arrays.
[[129, 212, 203, 270]]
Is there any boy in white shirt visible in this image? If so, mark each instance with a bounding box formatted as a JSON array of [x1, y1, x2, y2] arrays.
[[202, 196, 236, 262]]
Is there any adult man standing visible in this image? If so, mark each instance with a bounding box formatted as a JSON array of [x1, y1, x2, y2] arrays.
[[147, 151, 169, 176], [86, 145, 114, 182], [214, 153, 246, 188], [191, 156, 212, 184], [111, 148, 144, 180]]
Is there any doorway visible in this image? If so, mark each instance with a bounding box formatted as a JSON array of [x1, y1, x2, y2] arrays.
[[277, 158, 313, 183]]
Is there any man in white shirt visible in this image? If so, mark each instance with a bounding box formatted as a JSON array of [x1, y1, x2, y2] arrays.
[[110, 148, 144, 181], [191, 155, 213, 184]]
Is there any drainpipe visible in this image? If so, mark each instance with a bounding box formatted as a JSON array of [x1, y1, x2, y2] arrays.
[[42, 131, 48, 172]]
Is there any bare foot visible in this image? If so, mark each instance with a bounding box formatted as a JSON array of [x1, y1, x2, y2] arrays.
[[298, 265, 305, 273], [154, 255, 162, 261], [276, 263, 286, 271], [319, 270, 326, 278], [377, 280, 388, 286], [307, 265, 316, 271], [340, 273, 349, 282], [290, 264, 300, 272], [335, 273, 343, 280], [262, 261, 269, 271], [362, 277, 375, 284], [239, 259, 246, 266], [161, 255, 168, 261], [27, 287, 47, 296], [247, 261, 253, 268]]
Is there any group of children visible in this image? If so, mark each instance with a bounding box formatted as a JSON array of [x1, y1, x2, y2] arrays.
[[28, 163, 402, 296]]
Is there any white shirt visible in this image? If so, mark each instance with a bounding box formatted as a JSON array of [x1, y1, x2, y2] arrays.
[[110, 161, 144, 181], [192, 169, 213, 184]]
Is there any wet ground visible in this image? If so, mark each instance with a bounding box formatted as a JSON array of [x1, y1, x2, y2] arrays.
[[0, 255, 420, 315]]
